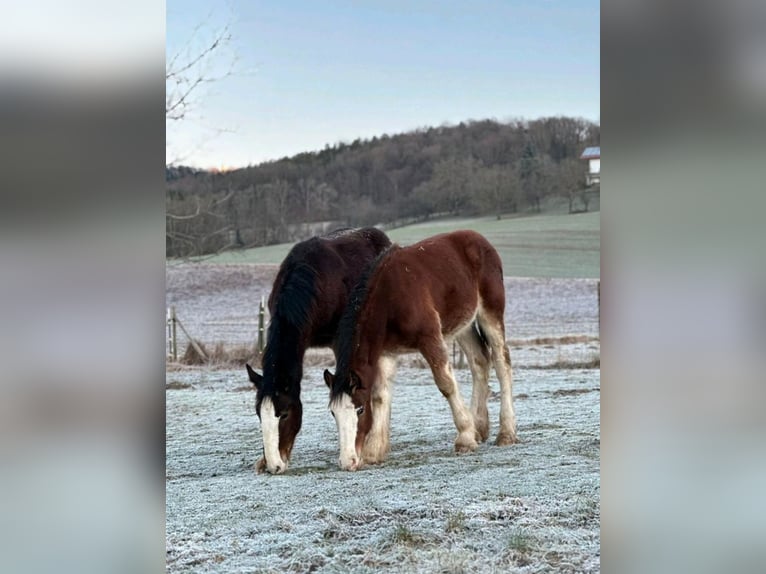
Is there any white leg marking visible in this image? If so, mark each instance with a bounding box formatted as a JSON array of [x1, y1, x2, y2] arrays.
[[433, 357, 478, 452], [331, 393, 360, 471], [260, 398, 287, 474], [364, 357, 395, 463], [483, 321, 517, 443]]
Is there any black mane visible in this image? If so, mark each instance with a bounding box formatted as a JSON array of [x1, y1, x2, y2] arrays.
[[271, 260, 319, 330], [330, 245, 395, 401], [259, 258, 319, 400]]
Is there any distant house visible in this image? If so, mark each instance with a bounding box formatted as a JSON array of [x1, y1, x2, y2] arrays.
[[580, 146, 600, 186]]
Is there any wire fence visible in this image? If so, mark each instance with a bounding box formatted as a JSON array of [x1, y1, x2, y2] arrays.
[[167, 281, 600, 367], [167, 298, 268, 363]]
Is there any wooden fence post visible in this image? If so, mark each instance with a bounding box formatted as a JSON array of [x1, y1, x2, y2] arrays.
[[257, 297, 266, 353], [168, 306, 178, 362], [166, 307, 170, 360], [174, 312, 207, 362], [597, 280, 601, 335]]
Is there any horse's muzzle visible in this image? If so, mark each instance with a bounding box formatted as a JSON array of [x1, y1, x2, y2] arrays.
[[267, 460, 288, 474]]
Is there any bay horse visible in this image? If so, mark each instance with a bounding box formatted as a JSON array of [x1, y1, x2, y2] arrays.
[[323, 230, 517, 471], [245, 227, 391, 474]]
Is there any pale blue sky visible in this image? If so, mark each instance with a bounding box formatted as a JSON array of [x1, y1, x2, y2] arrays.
[[167, 0, 599, 169]]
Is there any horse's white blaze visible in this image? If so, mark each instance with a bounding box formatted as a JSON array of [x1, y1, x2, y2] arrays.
[[260, 398, 287, 473], [331, 393, 359, 470]]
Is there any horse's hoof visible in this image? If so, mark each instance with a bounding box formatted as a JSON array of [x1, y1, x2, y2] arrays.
[[362, 453, 380, 464], [474, 423, 490, 443], [495, 433, 518, 446], [455, 436, 479, 453], [362, 439, 390, 464], [254, 457, 267, 474], [362, 451, 388, 465]]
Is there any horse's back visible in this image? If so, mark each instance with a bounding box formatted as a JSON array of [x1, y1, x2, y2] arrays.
[[429, 229, 502, 272], [322, 227, 390, 266], [274, 227, 390, 292], [391, 229, 502, 282], [377, 230, 504, 335], [270, 227, 391, 345]]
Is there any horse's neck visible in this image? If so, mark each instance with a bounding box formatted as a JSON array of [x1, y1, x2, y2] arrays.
[[353, 293, 386, 373], [265, 316, 309, 390]]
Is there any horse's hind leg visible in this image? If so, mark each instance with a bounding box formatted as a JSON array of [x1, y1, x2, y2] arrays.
[[421, 335, 478, 453], [477, 314, 518, 445], [363, 356, 396, 464], [456, 325, 491, 442]]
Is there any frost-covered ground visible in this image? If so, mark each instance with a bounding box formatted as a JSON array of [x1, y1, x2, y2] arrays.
[[166, 366, 600, 573]]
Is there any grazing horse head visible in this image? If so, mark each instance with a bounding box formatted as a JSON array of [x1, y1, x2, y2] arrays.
[[247, 363, 303, 474], [323, 368, 373, 471]]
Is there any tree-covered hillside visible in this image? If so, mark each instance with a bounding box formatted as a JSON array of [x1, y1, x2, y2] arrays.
[[166, 116, 599, 258]]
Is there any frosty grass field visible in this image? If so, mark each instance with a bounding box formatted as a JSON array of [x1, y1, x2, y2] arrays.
[[166, 366, 599, 573], [166, 282, 599, 572]]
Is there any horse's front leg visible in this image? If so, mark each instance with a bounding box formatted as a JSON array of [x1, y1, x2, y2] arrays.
[[362, 357, 395, 464]]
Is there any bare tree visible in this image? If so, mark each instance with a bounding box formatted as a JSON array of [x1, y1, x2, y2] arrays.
[[557, 159, 587, 213], [414, 157, 480, 216], [477, 164, 521, 219], [166, 181, 237, 258], [166, 24, 235, 123], [263, 180, 292, 243], [166, 15, 240, 259]]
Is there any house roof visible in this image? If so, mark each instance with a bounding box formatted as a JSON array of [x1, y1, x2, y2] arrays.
[[580, 146, 600, 159]]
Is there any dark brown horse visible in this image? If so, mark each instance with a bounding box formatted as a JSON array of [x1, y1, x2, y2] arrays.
[[246, 227, 391, 474], [324, 230, 517, 471]]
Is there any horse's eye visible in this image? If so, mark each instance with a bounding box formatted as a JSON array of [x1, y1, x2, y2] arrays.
[[279, 412, 288, 420], [356, 406, 364, 416], [330, 411, 336, 419]]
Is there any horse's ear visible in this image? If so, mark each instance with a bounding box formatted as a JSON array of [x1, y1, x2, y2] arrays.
[[323, 369, 334, 389], [246, 363, 263, 390]]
